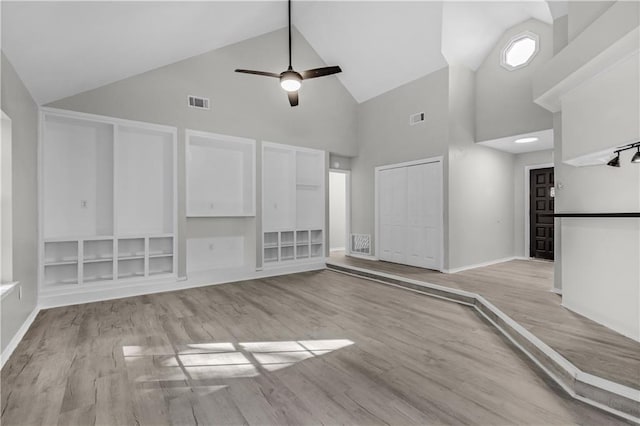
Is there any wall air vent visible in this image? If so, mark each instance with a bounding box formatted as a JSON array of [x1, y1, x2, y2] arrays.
[[409, 112, 425, 126], [188, 95, 210, 110]]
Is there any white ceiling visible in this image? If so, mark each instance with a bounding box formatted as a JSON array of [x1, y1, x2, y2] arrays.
[[477, 128, 554, 154], [2, 1, 558, 105]]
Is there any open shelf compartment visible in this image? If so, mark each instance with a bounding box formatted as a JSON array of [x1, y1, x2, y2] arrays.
[[118, 238, 145, 259], [44, 241, 78, 265], [83, 239, 114, 262], [44, 263, 78, 286], [149, 256, 173, 276], [149, 236, 173, 257], [118, 258, 145, 280]]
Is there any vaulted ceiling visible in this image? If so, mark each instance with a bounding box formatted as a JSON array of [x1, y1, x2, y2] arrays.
[[1, 1, 562, 105]]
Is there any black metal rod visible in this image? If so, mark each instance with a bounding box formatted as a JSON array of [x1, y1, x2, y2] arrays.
[[288, 0, 292, 69], [613, 141, 640, 154], [542, 213, 640, 218]]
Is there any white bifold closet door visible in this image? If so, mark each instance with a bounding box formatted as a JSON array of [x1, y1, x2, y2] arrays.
[[378, 161, 442, 270]]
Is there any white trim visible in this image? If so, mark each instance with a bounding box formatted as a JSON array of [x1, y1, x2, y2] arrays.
[[329, 169, 351, 255], [500, 31, 540, 71], [524, 162, 554, 258], [185, 129, 256, 218], [346, 252, 378, 261], [1, 110, 13, 283], [1, 305, 40, 369], [374, 156, 444, 271], [40, 107, 176, 134], [39, 261, 325, 309], [374, 156, 443, 172], [0, 281, 19, 300], [442, 256, 518, 274]]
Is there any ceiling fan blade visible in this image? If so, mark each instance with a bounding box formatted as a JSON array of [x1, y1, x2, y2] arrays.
[[300, 66, 342, 80], [288, 91, 299, 107], [235, 69, 281, 78]]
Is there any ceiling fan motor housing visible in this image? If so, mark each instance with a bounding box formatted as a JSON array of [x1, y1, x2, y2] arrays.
[[280, 70, 302, 92]]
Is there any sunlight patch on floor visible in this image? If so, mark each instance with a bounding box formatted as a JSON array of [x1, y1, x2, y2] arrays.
[[122, 339, 354, 384]]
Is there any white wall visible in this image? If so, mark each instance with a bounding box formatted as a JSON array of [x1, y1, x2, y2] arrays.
[[48, 28, 358, 277], [567, 1, 615, 42], [350, 68, 450, 259], [0, 53, 39, 354], [448, 66, 515, 270], [329, 172, 346, 251], [513, 149, 554, 258], [475, 19, 554, 142]]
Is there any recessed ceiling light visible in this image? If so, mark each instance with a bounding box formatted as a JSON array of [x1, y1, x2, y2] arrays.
[[515, 137, 538, 144]]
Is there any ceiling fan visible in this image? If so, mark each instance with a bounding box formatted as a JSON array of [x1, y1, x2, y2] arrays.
[[235, 0, 342, 107]]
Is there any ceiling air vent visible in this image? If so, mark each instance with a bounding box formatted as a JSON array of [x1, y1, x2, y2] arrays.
[[409, 112, 425, 126], [188, 95, 210, 110]]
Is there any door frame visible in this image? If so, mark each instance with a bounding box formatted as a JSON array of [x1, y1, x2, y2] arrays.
[[328, 169, 351, 254], [524, 162, 554, 258], [374, 156, 444, 271]]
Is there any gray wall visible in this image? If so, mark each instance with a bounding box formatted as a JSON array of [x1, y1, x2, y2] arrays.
[[448, 66, 515, 270], [48, 28, 358, 276], [512, 149, 554, 258], [1, 53, 39, 354], [475, 19, 553, 142], [350, 68, 450, 257], [553, 15, 569, 55], [567, 1, 614, 42]]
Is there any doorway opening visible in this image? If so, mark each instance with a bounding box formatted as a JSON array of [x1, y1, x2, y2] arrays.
[[528, 166, 554, 260], [329, 170, 349, 253]]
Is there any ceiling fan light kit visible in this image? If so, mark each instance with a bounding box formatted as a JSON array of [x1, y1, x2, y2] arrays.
[[235, 0, 342, 107]]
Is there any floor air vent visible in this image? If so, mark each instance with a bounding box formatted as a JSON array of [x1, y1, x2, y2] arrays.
[[350, 234, 371, 255], [188, 95, 210, 110]]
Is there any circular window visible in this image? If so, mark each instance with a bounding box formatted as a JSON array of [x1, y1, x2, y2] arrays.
[[501, 31, 539, 71]]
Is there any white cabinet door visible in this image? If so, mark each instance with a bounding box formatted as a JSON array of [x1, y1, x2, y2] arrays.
[[378, 161, 442, 270], [378, 167, 407, 263], [406, 162, 442, 269]]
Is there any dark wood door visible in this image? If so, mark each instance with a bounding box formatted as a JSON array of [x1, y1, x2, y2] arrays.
[[530, 168, 554, 260]]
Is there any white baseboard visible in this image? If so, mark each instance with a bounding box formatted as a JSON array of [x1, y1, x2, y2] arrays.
[[346, 252, 378, 261], [1, 305, 40, 369], [39, 261, 325, 309], [443, 256, 517, 274]]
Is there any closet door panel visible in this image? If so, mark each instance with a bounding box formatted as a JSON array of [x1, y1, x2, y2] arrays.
[[406, 162, 441, 269], [379, 167, 407, 263]]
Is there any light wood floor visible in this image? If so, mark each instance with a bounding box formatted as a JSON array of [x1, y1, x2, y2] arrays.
[[329, 252, 640, 391], [1, 270, 629, 425]]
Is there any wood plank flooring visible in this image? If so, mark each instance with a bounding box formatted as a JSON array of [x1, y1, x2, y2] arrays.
[[329, 253, 640, 391], [1, 270, 630, 425]]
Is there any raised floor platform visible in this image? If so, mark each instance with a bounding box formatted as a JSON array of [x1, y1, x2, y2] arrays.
[[327, 252, 640, 421]]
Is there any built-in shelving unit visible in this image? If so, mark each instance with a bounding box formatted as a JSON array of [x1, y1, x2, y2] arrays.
[[39, 108, 177, 294], [262, 142, 325, 267], [186, 130, 256, 217]]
